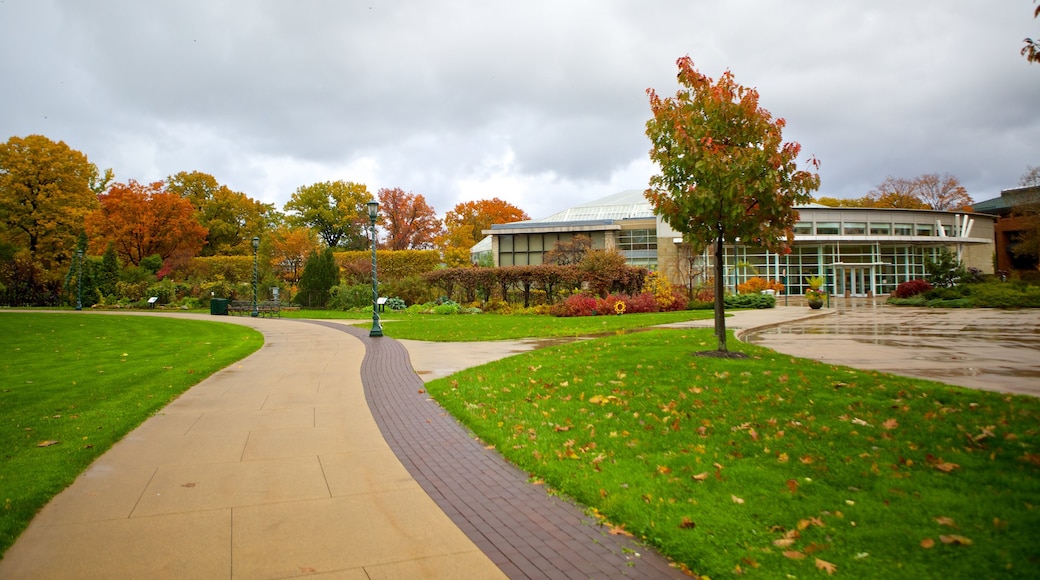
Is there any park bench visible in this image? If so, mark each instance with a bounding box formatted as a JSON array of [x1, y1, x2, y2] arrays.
[[228, 300, 282, 317]]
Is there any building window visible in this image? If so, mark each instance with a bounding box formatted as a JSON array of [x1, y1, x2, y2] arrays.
[[843, 222, 866, 235], [816, 222, 840, 235], [870, 223, 891, 235], [793, 222, 812, 235], [916, 224, 934, 237], [894, 223, 913, 236]]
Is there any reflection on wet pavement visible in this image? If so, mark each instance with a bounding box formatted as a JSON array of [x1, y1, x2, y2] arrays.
[[746, 302, 1040, 397]]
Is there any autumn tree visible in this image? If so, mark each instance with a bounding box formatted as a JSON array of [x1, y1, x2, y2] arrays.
[[909, 173, 973, 211], [0, 135, 108, 274], [85, 180, 208, 266], [865, 176, 929, 209], [377, 187, 443, 250], [441, 198, 529, 264], [167, 171, 275, 256], [285, 180, 372, 250], [267, 225, 319, 291], [645, 56, 820, 354]]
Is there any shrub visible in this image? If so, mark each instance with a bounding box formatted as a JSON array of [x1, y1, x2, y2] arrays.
[[432, 301, 461, 315], [381, 275, 436, 306], [327, 283, 372, 310], [724, 293, 776, 309], [894, 279, 933, 298], [736, 276, 784, 294], [385, 297, 407, 311], [551, 294, 598, 317]]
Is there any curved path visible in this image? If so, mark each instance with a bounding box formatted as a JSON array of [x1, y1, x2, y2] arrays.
[[0, 314, 683, 579]]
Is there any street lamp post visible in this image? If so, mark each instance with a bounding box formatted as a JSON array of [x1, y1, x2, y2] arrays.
[[251, 236, 260, 317], [75, 249, 83, 311], [367, 200, 383, 337]]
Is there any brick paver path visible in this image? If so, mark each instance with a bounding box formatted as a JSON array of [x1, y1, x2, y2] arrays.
[[314, 322, 687, 579]]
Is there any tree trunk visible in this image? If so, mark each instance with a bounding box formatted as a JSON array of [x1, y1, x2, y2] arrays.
[[713, 228, 727, 352]]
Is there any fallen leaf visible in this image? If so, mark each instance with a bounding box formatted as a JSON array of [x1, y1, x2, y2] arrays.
[[36, 440, 60, 447], [657, 465, 672, 475], [773, 538, 796, 548], [777, 452, 789, 463], [785, 479, 799, 494], [882, 418, 899, 430], [934, 516, 957, 528], [679, 517, 696, 529], [920, 538, 935, 549], [940, 534, 973, 546], [181, 482, 197, 488], [782, 551, 806, 560], [692, 472, 710, 481], [934, 461, 960, 473], [608, 524, 632, 536], [731, 495, 745, 504], [815, 558, 838, 575]]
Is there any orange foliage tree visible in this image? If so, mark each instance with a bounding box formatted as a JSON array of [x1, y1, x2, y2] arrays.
[[85, 180, 207, 266], [440, 198, 529, 266], [645, 56, 820, 353], [266, 225, 318, 290], [377, 187, 443, 250]]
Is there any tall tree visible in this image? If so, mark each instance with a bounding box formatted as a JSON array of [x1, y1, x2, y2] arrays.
[[0, 135, 106, 274], [377, 187, 443, 250], [645, 56, 820, 354], [285, 180, 372, 250], [295, 247, 339, 308], [914, 173, 973, 211], [166, 171, 275, 256], [85, 180, 207, 266], [866, 176, 929, 209], [442, 198, 529, 263], [1019, 165, 1040, 187]]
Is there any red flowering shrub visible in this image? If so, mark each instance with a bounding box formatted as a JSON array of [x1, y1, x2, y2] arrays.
[[895, 279, 933, 298], [551, 294, 598, 317]]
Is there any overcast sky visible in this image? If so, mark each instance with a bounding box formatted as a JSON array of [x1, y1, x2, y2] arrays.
[[2, 1, 1037, 221]]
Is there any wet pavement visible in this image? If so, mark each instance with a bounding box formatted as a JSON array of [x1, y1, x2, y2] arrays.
[[745, 301, 1040, 397]]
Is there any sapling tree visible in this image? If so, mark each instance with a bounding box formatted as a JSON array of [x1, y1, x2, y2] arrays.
[[645, 56, 820, 355]]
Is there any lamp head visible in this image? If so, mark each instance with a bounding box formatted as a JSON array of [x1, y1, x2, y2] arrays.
[[367, 200, 379, 221], [252, 236, 260, 250]]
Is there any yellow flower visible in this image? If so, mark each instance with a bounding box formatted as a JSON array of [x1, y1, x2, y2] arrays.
[[614, 300, 626, 315]]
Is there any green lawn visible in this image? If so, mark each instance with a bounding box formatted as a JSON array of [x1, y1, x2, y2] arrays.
[[0, 313, 262, 556], [426, 327, 1040, 578]]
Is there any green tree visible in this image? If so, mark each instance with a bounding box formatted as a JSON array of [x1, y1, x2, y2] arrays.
[[285, 181, 372, 250], [925, 247, 968, 288], [0, 135, 106, 275], [166, 171, 276, 256], [645, 56, 820, 354], [295, 248, 340, 308]]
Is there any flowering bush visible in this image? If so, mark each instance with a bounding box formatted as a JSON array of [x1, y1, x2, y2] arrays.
[[895, 279, 933, 298], [549, 289, 690, 317], [737, 276, 784, 294]]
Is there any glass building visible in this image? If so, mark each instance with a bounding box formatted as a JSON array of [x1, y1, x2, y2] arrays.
[[481, 190, 995, 298]]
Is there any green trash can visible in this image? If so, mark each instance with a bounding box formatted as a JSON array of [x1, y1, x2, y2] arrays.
[[210, 298, 229, 315]]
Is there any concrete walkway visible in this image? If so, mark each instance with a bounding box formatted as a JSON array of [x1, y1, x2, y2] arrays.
[[0, 316, 507, 579]]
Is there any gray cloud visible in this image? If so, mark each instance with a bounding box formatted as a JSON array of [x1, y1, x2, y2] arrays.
[[2, 0, 1036, 221]]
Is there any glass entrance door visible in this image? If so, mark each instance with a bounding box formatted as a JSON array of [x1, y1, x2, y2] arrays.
[[839, 267, 873, 297]]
